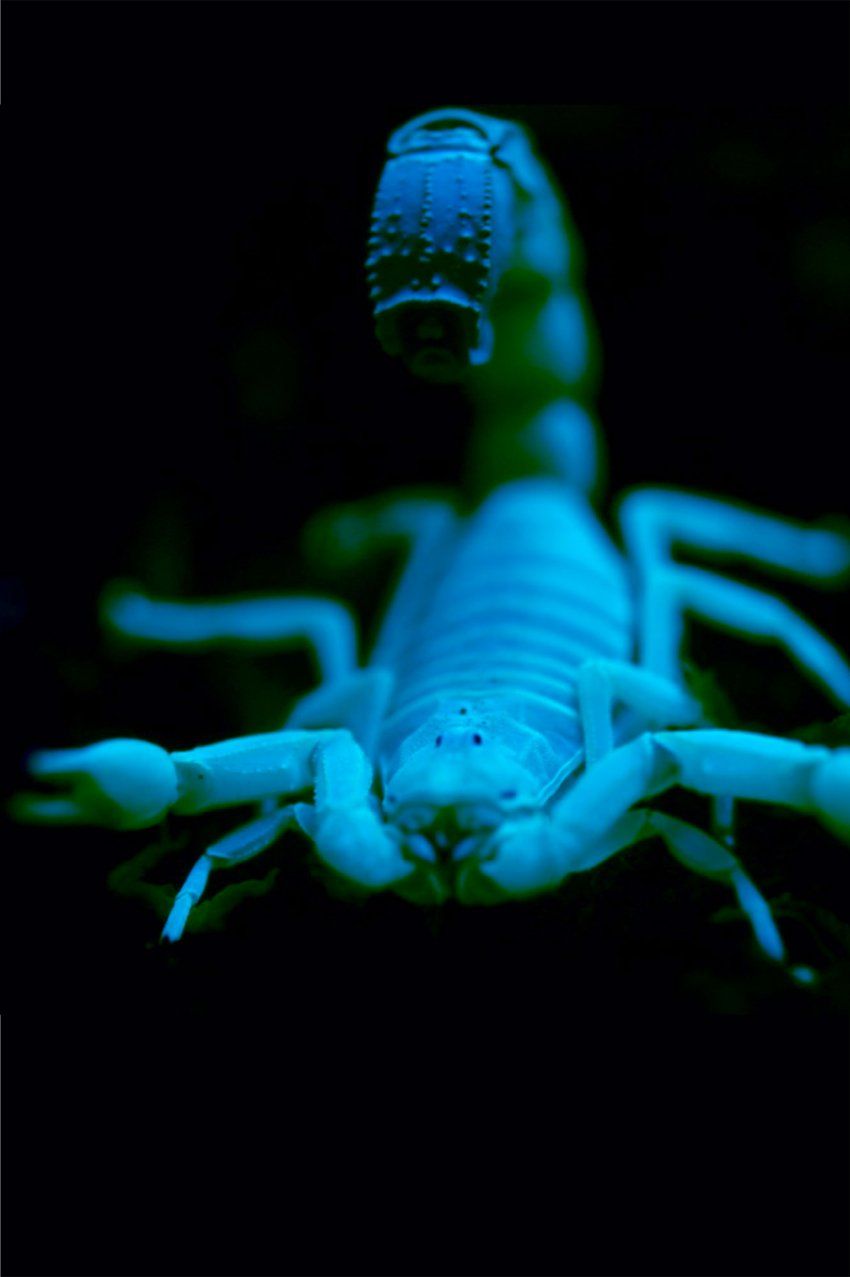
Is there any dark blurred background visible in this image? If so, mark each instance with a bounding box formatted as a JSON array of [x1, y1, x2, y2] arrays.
[[4, 102, 850, 1273]]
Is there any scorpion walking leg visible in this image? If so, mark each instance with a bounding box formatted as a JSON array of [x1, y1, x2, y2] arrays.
[[619, 488, 850, 696], [619, 488, 850, 582], [568, 808, 787, 964], [576, 658, 701, 768], [574, 658, 738, 850], [618, 490, 850, 849], [305, 494, 458, 671], [635, 565, 850, 706], [285, 667, 394, 759], [305, 494, 456, 575], [102, 589, 357, 684], [161, 806, 294, 943], [108, 833, 180, 918]]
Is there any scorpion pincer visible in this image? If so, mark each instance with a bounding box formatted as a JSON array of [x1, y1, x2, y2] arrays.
[[13, 109, 850, 982]]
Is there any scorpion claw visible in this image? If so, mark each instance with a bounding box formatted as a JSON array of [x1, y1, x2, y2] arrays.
[[18, 739, 179, 830], [9, 793, 90, 824], [478, 814, 573, 895], [301, 804, 415, 890]]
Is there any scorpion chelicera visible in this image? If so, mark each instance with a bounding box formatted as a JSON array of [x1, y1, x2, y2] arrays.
[[13, 109, 850, 979]]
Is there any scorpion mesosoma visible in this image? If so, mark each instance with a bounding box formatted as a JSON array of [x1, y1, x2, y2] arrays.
[[13, 109, 850, 979]]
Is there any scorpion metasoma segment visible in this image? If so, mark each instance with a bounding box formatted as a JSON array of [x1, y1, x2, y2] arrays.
[[13, 109, 850, 982]]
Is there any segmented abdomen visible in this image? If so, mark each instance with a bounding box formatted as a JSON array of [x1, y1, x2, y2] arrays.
[[384, 481, 633, 751]]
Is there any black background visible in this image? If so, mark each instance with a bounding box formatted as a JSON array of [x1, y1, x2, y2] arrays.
[[3, 6, 850, 1277]]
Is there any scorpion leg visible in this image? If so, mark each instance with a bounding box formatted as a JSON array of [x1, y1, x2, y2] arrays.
[[285, 667, 394, 758], [101, 588, 357, 684], [619, 488, 850, 583], [635, 564, 850, 706], [618, 489, 850, 851], [619, 488, 850, 698], [577, 658, 701, 767], [563, 809, 788, 965], [573, 659, 733, 872], [304, 494, 457, 671], [554, 725, 850, 963], [304, 494, 456, 570], [160, 806, 294, 943]]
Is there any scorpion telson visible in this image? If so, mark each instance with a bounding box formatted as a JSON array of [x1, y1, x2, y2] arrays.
[[13, 109, 850, 981], [367, 109, 510, 378], [367, 107, 579, 385], [368, 109, 602, 499], [392, 304, 475, 383]]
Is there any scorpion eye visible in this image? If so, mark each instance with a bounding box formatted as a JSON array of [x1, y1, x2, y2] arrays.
[[501, 789, 517, 800], [435, 735, 443, 747], [472, 733, 483, 746]]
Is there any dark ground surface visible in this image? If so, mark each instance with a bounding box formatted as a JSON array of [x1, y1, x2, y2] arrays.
[[5, 88, 850, 1277]]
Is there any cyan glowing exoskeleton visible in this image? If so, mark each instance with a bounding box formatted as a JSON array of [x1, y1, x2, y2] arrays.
[[13, 109, 850, 979], [368, 108, 600, 497]]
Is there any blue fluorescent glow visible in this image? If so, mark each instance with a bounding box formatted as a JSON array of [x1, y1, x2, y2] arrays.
[[12, 108, 850, 982]]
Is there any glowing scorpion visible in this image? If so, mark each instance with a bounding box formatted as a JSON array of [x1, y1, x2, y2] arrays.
[[14, 109, 850, 979]]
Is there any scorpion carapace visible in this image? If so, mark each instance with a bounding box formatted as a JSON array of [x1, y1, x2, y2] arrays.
[[12, 108, 850, 980]]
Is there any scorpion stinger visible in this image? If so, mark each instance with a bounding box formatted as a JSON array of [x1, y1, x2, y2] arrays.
[[368, 106, 603, 499], [12, 109, 850, 985], [367, 109, 518, 379]]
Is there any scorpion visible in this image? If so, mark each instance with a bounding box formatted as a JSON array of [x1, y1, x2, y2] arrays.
[[13, 108, 850, 979]]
